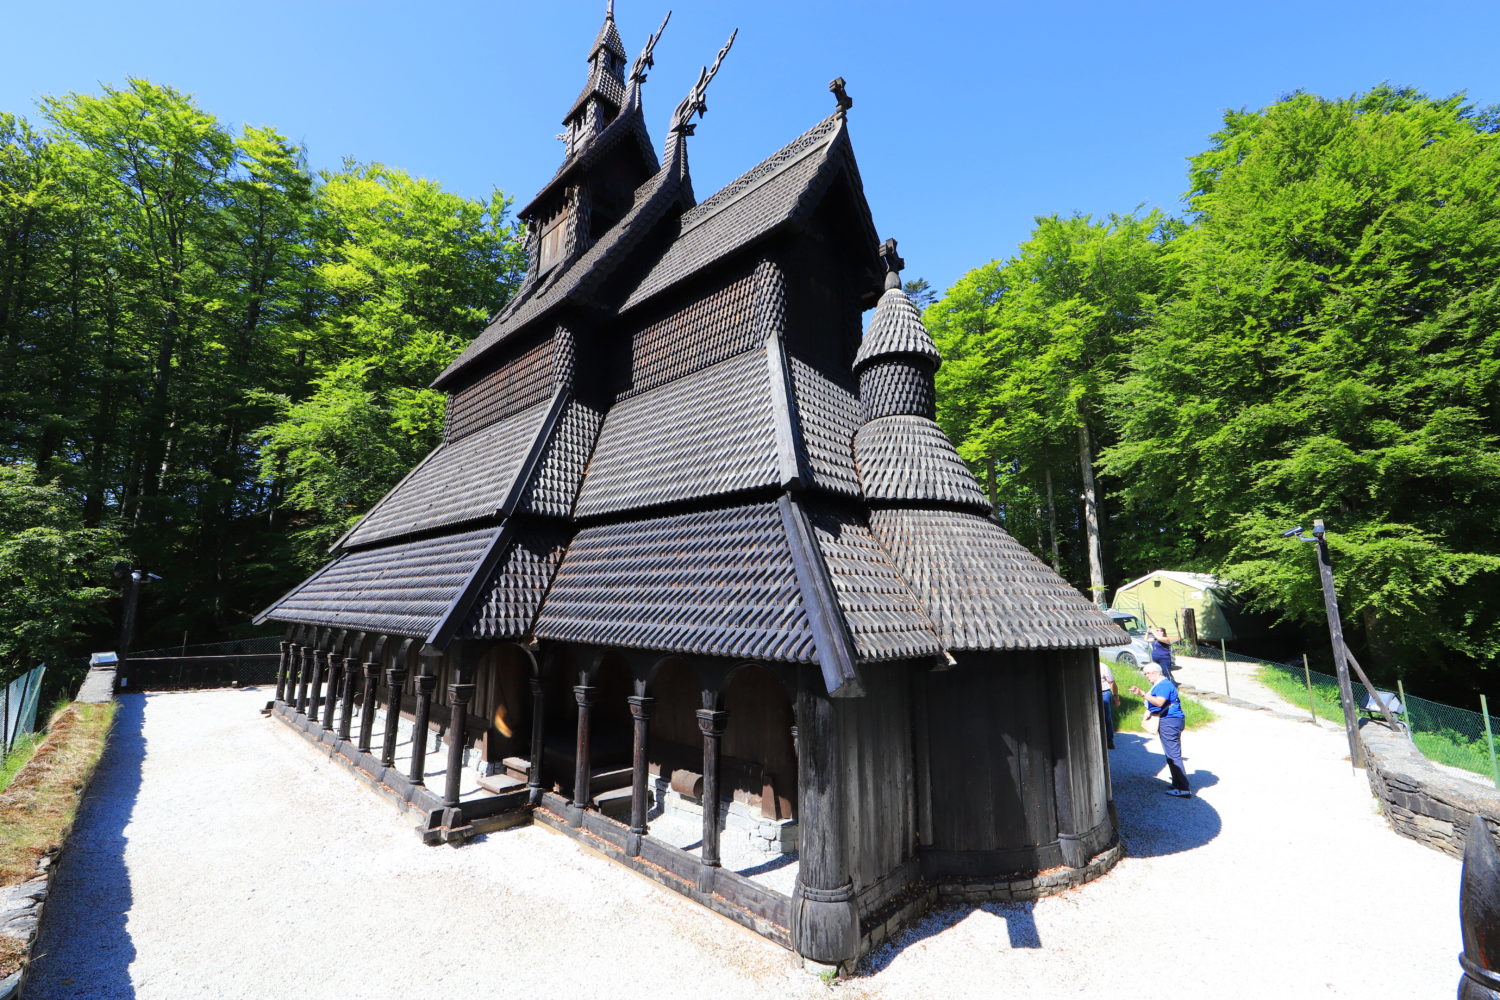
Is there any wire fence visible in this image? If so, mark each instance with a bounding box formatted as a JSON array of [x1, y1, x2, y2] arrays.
[[2, 664, 47, 756], [128, 635, 282, 658], [1194, 643, 1500, 787]]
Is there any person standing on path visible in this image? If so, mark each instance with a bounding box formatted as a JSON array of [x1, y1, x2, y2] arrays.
[[1100, 662, 1119, 749], [1149, 626, 1176, 682], [1131, 662, 1192, 797]]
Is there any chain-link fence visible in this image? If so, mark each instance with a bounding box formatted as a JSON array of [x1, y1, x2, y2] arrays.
[[1205, 646, 1500, 787], [128, 635, 282, 658], [2, 664, 47, 755]]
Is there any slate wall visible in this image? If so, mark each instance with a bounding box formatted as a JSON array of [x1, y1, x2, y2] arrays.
[[1360, 721, 1500, 857]]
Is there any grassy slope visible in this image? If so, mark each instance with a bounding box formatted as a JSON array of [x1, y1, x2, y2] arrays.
[[0, 701, 116, 978]]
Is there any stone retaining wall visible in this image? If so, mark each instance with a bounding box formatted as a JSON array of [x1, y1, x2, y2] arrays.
[[0, 663, 116, 999], [1359, 721, 1500, 857]]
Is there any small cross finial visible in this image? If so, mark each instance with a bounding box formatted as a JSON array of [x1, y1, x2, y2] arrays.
[[830, 77, 853, 113], [606, 0, 615, 19], [880, 238, 905, 289]]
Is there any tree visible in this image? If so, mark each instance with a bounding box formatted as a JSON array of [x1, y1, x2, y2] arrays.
[[926, 211, 1180, 599], [1101, 86, 1500, 693], [0, 465, 122, 682]]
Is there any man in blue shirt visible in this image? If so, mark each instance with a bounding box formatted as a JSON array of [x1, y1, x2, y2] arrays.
[[1131, 662, 1192, 797]]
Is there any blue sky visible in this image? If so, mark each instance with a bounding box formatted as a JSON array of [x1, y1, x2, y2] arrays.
[[3, 1, 1497, 294]]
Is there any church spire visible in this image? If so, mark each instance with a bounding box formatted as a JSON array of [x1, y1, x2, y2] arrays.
[[563, 3, 630, 158]]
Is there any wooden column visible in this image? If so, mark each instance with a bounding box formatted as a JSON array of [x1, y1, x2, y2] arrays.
[[358, 659, 380, 753], [445, 682, 474, 808], [571, 685, 597, 819], [381, 663, 407, 767], [297, 644, 315, 716], [627, 695, 654, 855], [696, 708, 729, 892], [306, 648, 324, 720], [321, 650, 340, 730], [337, 654, 358, 741], [790, 681, 859, 967], [527, 676, 546, 804], [1459, 817, 1500, 999], [409, 671, 437, 786], [275, 642, 290, 702]]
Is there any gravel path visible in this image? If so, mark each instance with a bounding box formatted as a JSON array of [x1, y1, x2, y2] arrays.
[[28, 684, 1462, 999]]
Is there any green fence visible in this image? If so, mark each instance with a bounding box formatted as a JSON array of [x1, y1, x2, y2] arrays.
[[1210, 646, 1500, 786]]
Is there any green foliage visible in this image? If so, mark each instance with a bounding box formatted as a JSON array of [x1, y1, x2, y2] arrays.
[[0, 466, 122, 681], [0, 80, 526, 648], [1102, 85, 1500, 691], [927, 212, 1180, 587]]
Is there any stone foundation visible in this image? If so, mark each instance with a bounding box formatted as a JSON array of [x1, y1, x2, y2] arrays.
[[933, 840, 1125, 905], [1359, 721, 1500, 857], [651, 777, 799, 854]]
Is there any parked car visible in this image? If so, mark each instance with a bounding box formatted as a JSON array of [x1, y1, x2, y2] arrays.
[[1101, 610, 1154, 670]]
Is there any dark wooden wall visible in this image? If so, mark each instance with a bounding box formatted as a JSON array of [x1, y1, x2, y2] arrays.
[[836, 662, 917, 906], [723, 664, 798, 819]]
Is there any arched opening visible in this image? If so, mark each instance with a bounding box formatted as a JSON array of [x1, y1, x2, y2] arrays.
[[644, 657, 702, 802], [723, 664, 798, 823], [474, 643, 533, 777]]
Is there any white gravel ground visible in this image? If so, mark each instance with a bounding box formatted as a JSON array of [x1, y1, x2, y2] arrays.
[[27, 683, 1462, 999]]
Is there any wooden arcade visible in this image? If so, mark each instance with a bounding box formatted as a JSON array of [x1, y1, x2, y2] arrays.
[[256, 5, 1127, 968]]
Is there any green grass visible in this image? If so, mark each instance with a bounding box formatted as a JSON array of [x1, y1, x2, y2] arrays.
[[1253, 661, 1500, 783], [0, 734, 44, 794], [1105, 659, 1216, 732]]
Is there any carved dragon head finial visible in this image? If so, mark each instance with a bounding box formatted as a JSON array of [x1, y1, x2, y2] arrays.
[[830, 77, 853, 113], [669, 28, 738, 136], [630, 10, 672, 85]]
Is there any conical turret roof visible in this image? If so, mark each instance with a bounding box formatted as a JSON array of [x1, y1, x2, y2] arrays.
[[854, 285, 941, 372]]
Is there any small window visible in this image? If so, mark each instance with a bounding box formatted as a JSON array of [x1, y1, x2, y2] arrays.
[[539, 212, 568, 270]]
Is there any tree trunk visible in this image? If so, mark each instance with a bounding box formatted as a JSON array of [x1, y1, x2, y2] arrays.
[[1078, 421, 1106, 608], [1044, 462, 1061, 572]]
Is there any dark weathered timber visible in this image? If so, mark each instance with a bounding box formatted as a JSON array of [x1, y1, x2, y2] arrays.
[[1047, 655, 1086, 868], [296, 645, 313, 714], [338, 656, 357, 741], [275, 642, 289, 702], [1460, 816, 1500, 999], [627, 695, 654, 855], [572, 684, 597, 815], [321, 650, 340, 730], [528, 675, 547, 804], [382, 663, 407, 767], [446, 682, 475, 807], [359, 659, 379, 752], [791, 679, 859, 965], [410, 670, 437, 785], [696, 708, 728, 890], [306, 649, 324, 721]]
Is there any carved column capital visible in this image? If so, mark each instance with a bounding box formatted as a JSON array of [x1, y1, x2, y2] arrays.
[[695, 709, 729, 736], [573, 684, 597, 708], [628, 695, 655, 720], [449, 682, 476, 706], [414, 673, 437, 695]]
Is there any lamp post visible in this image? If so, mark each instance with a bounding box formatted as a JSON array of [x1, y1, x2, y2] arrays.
[[1283, 520, 1363, 768], [116, 566, 161, 675]]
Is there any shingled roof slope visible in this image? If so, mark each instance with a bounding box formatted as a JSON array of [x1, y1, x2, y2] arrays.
[[621, 113, 857, 312], [258, 527, 502, 638], [535, 501, 817, 661], [854, 286, 941, 372], [869, 508, 1127, 651], [342, 399, 551, 549], [854, 416, 991, 511], [460, 524, 570, 640], [576, 348, 779, 517]]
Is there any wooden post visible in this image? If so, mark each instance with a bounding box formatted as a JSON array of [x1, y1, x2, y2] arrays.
[[1458, 816, 1500, 999], [445, 682, 474, 807], [571, 684, 596, 819], [338, 655, 357, 741], [1398, 678, 1414, 744], [790, 681, 859, 967], [1311, 520, 1363, 769], [275, 642, 290, 702], [528, 676, 546, 804], [1482, 695, 1499, 791], [627, 695, 655, 855], [409, 670, 437, 786], [1220, 639, 1231, 699], [321, 650, 340, 730], [294, 644, 311, 714], [1303, 653, 1319, 727], [696, 708, 729, 890], [1181, 608, 1199, 651], [306, 648, 324, 721], [359, 659, 379, 753], [381, 663, 406, 767]]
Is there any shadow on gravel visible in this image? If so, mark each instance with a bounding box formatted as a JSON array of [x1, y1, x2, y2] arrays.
[[856, 900, 1040, 975], [27, 693, 145, 999], [1110, 732, 1223, 859]]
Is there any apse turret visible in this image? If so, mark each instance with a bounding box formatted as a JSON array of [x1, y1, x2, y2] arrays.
[[853, 240, 942, 422]]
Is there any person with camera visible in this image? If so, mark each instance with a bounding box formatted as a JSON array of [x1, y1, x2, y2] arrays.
[[1131, 661, 1192, 797]]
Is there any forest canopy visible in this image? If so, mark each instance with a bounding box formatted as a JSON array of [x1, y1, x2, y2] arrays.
[[0, 80, 526, 678], [930, 85, 1500, 698]]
